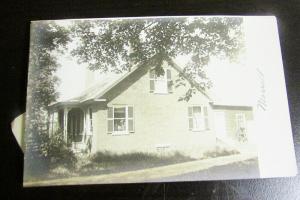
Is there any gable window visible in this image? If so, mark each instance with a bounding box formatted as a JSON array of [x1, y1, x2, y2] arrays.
[[107, 105, 134, 135], [188, 106, 209, 131], [149, 68, 172, 94]]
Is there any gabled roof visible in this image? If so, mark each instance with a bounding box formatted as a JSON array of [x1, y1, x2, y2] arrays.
[[49, 58, 213, 108]]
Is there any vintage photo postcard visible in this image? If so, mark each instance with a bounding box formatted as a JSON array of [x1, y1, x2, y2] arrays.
[[23, 16, 297, 186]]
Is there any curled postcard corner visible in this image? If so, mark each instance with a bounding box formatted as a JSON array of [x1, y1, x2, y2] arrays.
[[11, 113, 25, 152]]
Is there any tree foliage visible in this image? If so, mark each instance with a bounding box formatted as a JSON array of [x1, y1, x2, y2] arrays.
[[25, 21, 70, 176], [71, 17, 244, 100]]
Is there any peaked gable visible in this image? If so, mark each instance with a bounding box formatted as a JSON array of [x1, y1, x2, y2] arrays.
[[91, 58, 211, 103], [50, 57, 212, 108]]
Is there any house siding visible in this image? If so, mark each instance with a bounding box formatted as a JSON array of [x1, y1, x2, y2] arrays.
[[213, 106, 254, 140], [91, 61, 216, 158]]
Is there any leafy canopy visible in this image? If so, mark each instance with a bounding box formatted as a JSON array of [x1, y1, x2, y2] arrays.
[[71, 17, 244, 100]]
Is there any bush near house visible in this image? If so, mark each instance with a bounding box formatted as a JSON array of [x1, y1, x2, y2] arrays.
[[42, 129, 77, 169], [203, 145, 240, 159], [24, 129, 77, 181]]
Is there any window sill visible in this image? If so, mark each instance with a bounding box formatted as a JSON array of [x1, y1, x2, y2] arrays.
[[190, 129, 209, 132], [112, 131, 130, 136], [153, 92, 170, 95]]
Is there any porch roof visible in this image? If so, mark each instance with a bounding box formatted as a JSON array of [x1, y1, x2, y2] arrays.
[[49, 64, 141, 108]]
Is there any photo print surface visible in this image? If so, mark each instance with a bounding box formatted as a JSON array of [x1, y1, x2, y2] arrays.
[[23, 16, 297, 186]]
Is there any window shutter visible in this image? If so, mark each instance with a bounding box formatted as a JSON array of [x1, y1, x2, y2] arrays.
[[107, 107, 113, 134], [167, 69, 173, 93], [128, 106, 133, 118], [167, 69, 171, 79], [150, 69, 155, 78], [203, 106, 209, 130], [150, 80, 155, 93], [128, 106, 134, 133], [188, 107, 193, 130], [149, 70, 155, 93], [168, 81, 173, 93]]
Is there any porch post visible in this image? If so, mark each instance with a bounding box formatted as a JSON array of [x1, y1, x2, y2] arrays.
[[50, 111, 54, 136], [63, 107, 69, 143]]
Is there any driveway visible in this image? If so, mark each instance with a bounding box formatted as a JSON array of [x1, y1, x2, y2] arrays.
[[151, 158, 259, 182]]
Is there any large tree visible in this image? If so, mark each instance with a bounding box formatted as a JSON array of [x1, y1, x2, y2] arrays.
[[71, 17, 244, 100], [25, 21, 70, 175]]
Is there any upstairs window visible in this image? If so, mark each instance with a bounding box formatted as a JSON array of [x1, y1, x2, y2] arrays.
[[107, 106, 134, 135], [188, 106, 209, 131], [149, 68, 172, 94]]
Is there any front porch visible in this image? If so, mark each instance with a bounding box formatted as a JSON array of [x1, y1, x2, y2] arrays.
[[49, 105, 93, 153]]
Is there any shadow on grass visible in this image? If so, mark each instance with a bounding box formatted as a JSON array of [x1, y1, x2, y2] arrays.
[[79, 151, 195, 176]]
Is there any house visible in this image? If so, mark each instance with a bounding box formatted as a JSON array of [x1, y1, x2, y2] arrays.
[[48, 59, 254, 158]]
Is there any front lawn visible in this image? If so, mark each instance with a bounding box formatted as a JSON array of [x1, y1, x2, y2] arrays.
[[26, 145, 241, 181], [49, 147, 239, 179], [74, 151, 195, 177]]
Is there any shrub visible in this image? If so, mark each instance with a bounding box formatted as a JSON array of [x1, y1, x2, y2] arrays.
[[89, 151, 193, 165], [80, 151, 195, 175], [49, 166, 76, 178], [203, 146, 240, 159], [41, 129, 77, 169]]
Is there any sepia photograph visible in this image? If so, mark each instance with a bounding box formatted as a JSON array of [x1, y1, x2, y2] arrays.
[[23, 16, 297, 186]]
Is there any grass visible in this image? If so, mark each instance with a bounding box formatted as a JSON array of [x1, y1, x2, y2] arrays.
[[79, 151, 195, 176], [203, 146, 240, 159], [31, 147, 241, 180]]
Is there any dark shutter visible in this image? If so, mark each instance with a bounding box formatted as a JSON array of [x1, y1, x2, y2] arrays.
[[128, 106, 133, 118], [167, 69, 172, 93], [149, 70, 155, 93], [107, 107, 113, 133], [89, 108, 93, 132], [167, 81, 173, 93], [167, 69, 171, 79], [150, 80, 155, 92], [188, 107, 193, 130], [128, 106, 134, 133]]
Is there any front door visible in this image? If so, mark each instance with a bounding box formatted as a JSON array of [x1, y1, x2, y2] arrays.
[[67, 108, 85, 151]]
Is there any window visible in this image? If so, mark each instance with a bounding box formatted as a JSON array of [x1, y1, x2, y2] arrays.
[[188, 106, 209, 131], [149, 68, 172, 94], [236, 113, 246, 130], [107, 106, 134, 135]]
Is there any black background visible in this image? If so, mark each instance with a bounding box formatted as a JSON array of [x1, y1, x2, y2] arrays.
[[1, 0, 300, 199]]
